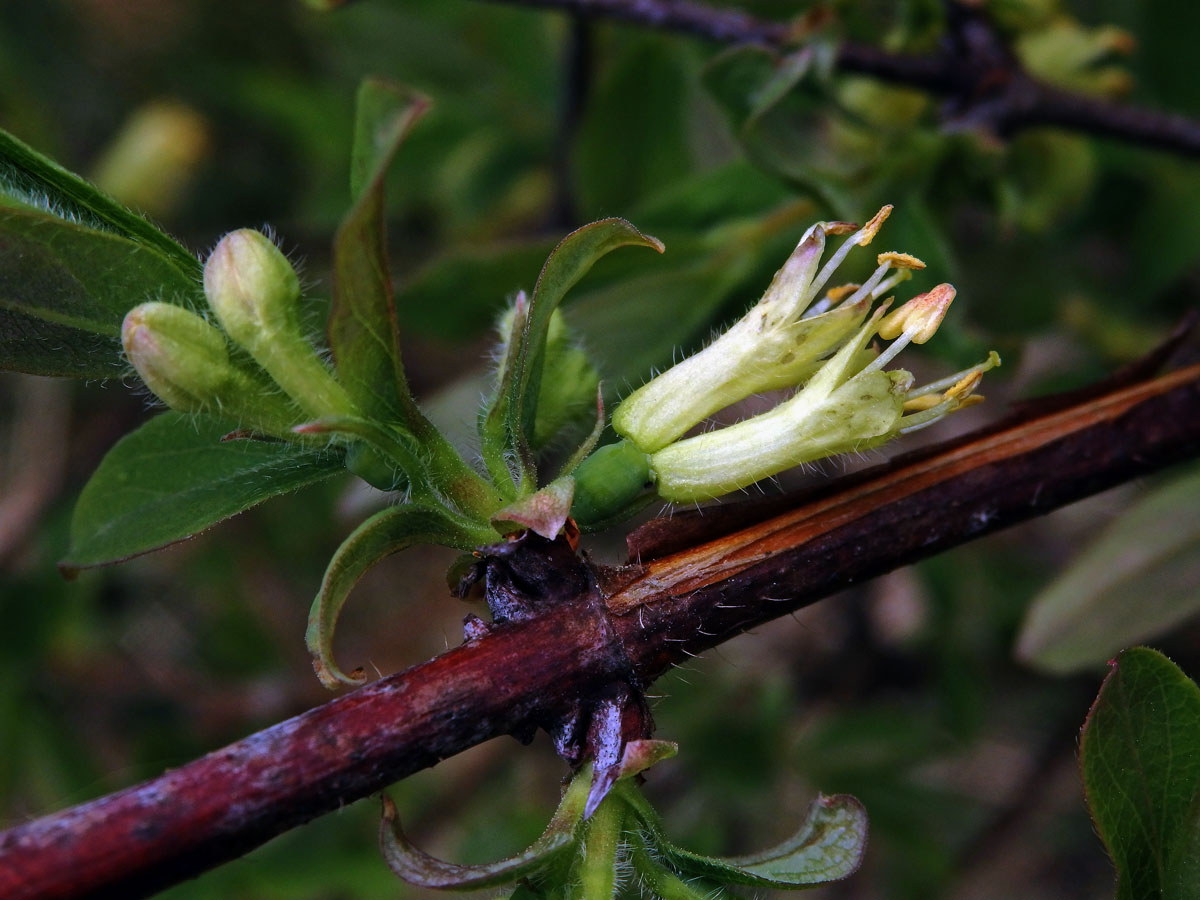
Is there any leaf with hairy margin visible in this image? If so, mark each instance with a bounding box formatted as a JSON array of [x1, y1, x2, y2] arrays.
[[378, 764, 590, 889], [1080, 648, 1200, 900], [62, 413, 342, 573], [328, 79, 429, 426], [478, 219, 663, 493], [618, 781, 868, 888], [306, 502, 497, 689], [0, 207, 202, 376], [0, 126, 200, 277]]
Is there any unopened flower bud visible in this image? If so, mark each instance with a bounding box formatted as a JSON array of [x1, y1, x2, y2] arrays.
[[122, 302, 233, 412], [122, 301, 298, 435], [204, 229, 302, 341], [204, 229, 354, 419]]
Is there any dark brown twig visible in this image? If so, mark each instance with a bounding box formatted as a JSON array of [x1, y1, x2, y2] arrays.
[[3, 359, 1200, 900], [477, 0, 1200, 158]]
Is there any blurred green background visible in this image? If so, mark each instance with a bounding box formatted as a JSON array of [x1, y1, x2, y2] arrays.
[[1, 1, 1199, 897]]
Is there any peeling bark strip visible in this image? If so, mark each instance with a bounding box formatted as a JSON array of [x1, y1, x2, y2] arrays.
[[2, 362, 1200, 899]]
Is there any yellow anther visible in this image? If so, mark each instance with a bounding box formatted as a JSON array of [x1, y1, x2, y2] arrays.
[[876, 251, 926, 270], [877, 283, 956, 344], [857, 205, 893, 244], [825, 283, 861, 303], [903, 394, 943, 412]]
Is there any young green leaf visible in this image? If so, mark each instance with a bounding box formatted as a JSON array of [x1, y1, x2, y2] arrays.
[[0, 208, 202, 376], [619, 781, 868, 888], [0, 127, 201, 279], [328, 79, 429, 427], [306, 503, 498, 689], [378, 764, 590, 889], [62, 413, 343, 573], [1080, 648, 1200, 900], [1017, 469, 1200, 674], [479, 219, 663, 493]]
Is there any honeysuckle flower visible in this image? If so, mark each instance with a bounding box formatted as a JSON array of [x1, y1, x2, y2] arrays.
[[594, 206, 1000, 506], [613, 206, 924, 453]]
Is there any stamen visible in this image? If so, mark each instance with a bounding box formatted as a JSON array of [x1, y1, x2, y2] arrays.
[[808, 206, 893, 302], [878, 283, 955, 344], [869, 269, 913, 301], [903, 351, 1001, 400]]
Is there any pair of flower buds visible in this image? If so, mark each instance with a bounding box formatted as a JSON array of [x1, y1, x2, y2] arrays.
[[122, 230, 354, 440]]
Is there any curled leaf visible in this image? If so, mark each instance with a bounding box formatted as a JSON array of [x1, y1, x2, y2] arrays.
[[479, 218, 663, 494], [378, 765, 590, 889], [621, 782, 868, 888], [306, 504, 497, 689]]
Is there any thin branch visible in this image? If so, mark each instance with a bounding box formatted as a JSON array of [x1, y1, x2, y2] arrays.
[[480, 0, 1200, 158], [3, 359, 1200, 899]]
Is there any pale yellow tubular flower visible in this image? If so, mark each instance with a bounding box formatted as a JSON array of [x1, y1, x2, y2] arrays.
[[614, 208, 901, 453]]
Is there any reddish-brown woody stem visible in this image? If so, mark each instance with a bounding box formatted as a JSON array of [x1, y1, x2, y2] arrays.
[[475, 0, 1200, 158], [3, 361, 1200, 899]]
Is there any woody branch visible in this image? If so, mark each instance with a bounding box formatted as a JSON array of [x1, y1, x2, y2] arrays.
[[2, 355, 1199, 900], [474, 0, 1200, 158]]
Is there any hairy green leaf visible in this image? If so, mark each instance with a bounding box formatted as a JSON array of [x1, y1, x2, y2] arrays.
[[0, 126, 200, 278], [1081, 648, 1200, 900], [306, 503, 497, 689], [62, 412, 342, 573], [379, 765, 590, 889], [1017, 469, 1200, 674], [0, 208, 202, 376], [620, 781, 868, 888], [329, 79, 428, 425]]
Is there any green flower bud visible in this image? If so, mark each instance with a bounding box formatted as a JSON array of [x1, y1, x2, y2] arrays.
[[122, 301, 299, 435], [204, 229, 354, 420]]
